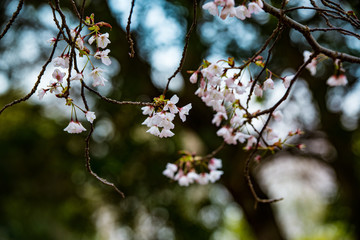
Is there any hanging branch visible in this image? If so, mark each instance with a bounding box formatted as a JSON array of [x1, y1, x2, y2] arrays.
[[162, 0, 198, 96], [244, 53, 318, 207], [0, 30, 62, 115], [85, 123, 125, 198]]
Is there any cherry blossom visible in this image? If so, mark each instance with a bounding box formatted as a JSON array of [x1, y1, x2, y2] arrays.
[[303, 50, 317, 76], [70, 72, 83, 81], [94, 49, 111, 66], [283, 75, 294, 88], [202, 2, 219, 16], [85, 111, 96, 123], [235, 5, 251, 20], [162, 157, 224, 186], [178, 103, 192, 122], [163, 95, 179, 114], [64, 121, 86, 134], [37, 88, 47, 100], [326, 74, 348, 86], [96, 33, 111, 49], [53, 56, 69, 69], [263, 78, 274, 90], [248, 2, 264, 14], [52, 69, 66, 83], [90, 68, 108, 87], [254, 84, 263, 97]]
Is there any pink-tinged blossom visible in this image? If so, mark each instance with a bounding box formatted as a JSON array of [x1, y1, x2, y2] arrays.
[[159, 129, 175, 138], [235, 5, 251, 20], [178, 175, 190, 186], [76, 37, 85, 50], [179, 103, 192, 122], [197, 173, 210, 185], [70, 72, 83, 81], [220, 6, 236, 20], [147, 126, 161, 136], [208, 170, 224, 183], [214, 0, 226, 6], [187, 172, 199, 183], [254, 84, 263, 97], [245, 135, 257, 150], [52, 69, 66, 83], [90, 68, 108, 87], [37, 89, 47, 100], [158, 114, 175, 130], [256, 0, 264, 8], [53, 56, 69, 69], [212, 112, 228, 126], [327, 74, 348, 86], [248, 2, 264, 14], [94, 49, 111, 66], [163, 95, 179, 114], [235, 132, 248, 143], [266, 127, 278, 141], [209, 158, 222, 170], [272, 110, 283, 121], [141, 106, 154, 115], [263, 78, 274, 90], [47, 37, 57, 45], [85, 111, 96, 123], [97, 33, 111, 49], [283, 75, 294, 88], [64, 121, 86, 134], [203, 2, 219, 16], [190, 71, 198, 84], [303, 50, 317, 76]]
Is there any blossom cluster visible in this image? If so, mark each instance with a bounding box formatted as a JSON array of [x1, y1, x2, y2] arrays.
[[203, 0, 264, 20], [37, 14, 114, 134], [190, 60, 285, 147], [142, 95, 192, 138], [163, 155, 224, 186]]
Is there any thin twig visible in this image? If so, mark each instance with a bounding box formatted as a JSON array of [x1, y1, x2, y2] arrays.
[[0, 0, 24, 40], [83, 82, 155, 106], [162, 0, 198, 96], [0, 31, 62, 115], [244, 53, 318, 207], [85, 123, 125, 198], [126, 0, 136, 58]]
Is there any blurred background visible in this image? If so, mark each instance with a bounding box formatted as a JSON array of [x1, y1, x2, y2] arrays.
[[0, 0, 360, 239]]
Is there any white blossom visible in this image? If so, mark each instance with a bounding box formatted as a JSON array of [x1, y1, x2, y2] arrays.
[[90, 68, 108, 87], [85, 111, 96, 123], [64, 121, 86, 134]]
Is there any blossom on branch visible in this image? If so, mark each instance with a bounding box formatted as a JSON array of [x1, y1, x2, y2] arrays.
[[90, 67, 108, 87], [64, 121, 86, 134], [327, 74, 348, 86]]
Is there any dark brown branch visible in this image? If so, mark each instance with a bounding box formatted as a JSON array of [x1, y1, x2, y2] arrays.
[[85, 123, 125, 198], [244, 23, 283, 108], [263, 2, 360, 63], [126, 0, 136, 58], [0, 31, 62, 115], [83, 82, 155, 106], [162, 0, 197, 96], [244, 53, 318, 206], [0, 0, 24, 40]]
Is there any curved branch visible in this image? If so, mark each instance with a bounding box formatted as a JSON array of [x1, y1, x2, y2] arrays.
[[263, 2, 360, 63], [0, 0, 24, 40], [0, 30, 62, 115]]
